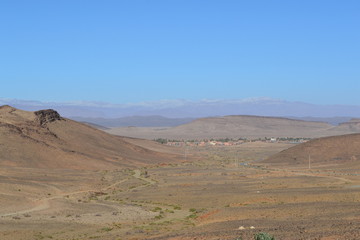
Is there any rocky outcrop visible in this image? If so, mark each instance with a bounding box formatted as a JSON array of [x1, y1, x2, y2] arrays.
[[35, 109, 62, 126], [0, 105, 16, 113]]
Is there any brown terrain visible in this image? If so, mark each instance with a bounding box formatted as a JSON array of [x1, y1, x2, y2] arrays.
[[106, 115, 360, 140], [264, 133, 360, 169], [1, 106, 360, 240], [0, 105, 181, 169]]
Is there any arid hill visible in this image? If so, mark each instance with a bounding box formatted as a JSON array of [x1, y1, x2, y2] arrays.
[[0, 105, 179, 170], [264, 133, 360, 168], [327, 118, 360, 134], [106, 115, 344, 140]]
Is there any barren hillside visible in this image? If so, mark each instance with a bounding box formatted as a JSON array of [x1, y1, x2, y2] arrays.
[[0, 105, 179, 170], [327, 118, 360, 134], [264, 133, 360, 168]]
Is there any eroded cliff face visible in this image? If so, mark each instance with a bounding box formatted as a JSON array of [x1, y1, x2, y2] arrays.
[[34, 109, 62, 126]]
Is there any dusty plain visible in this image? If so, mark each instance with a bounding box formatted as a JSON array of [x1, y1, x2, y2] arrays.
[[1, 141, 360, 240]]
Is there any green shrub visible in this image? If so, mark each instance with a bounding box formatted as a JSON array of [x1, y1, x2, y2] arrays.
[[186, 213, 197, 219], [254, 232, 275, 240], [101, 227, 113, 232], [173, 205, 181, 210], [155, 138, 168, 144], [152, 207, 162, 212]]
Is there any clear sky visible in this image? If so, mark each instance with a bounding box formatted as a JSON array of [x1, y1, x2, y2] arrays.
[[0, 0, 359, 105]]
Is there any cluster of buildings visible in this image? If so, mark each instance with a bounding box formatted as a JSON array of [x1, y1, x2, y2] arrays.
[[165, 140, 245, 147], [157, 137, 310, 147]]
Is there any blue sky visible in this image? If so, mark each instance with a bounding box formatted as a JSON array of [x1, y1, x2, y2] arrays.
[[0, 0, 359, 105]]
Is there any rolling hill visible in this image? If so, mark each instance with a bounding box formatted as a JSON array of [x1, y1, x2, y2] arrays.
[[106, 115, 359, 140], [0, 105, 180, 170], [328, 118, 360, 133], [263, 133, 360, 168]]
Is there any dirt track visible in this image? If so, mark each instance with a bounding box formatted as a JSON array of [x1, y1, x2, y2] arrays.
[[1, 142, 360, 240], [0, 169, 152, 218]]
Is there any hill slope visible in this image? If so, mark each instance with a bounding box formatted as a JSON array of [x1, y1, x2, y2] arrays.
[[106, 115, 339, 140], [0, 105, 179, 170], [328, 118, 360, 134], [264, 133, 360, 168]]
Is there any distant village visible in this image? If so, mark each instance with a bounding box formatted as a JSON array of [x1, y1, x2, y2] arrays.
[[155, 137, 311, 147]]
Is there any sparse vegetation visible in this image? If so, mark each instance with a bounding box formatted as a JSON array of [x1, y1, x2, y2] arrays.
[[152, 207, 162, 212], [100, 227, 113, 232], [254, 232, 275, 240], [186, 213, 197, 219], [165, 209, 174, 213], [155, 138, 168, 144], [173, 205, 181, 210], [2, 120, 359, 240], [154, 214, 164, 220]]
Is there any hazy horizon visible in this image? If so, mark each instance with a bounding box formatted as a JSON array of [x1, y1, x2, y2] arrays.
[[2, 97, 360, 120]]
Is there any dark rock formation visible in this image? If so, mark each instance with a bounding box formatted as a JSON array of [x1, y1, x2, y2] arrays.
[[35, 109, 62, 126]]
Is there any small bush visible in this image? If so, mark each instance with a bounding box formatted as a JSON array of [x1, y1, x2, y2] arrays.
[[186, 213, 197, 219], [155, 138, 168, 144], [101, 227, 113, 232], [152, 207, 162, 212], [154, 214, 164, 220], [254, 232, 275, 240]]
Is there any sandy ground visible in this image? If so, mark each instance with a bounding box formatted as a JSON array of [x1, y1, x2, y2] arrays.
[[1, 142, 360, 240]]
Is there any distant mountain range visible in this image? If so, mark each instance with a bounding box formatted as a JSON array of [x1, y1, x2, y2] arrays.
[[0, 98, 359, 126], [73, 115, 195, 127], [77, 116, 353, 128]]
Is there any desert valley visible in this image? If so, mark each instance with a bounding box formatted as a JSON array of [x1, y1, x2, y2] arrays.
[[2, 1, 359, 239], [1, 105, 360, 240]]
